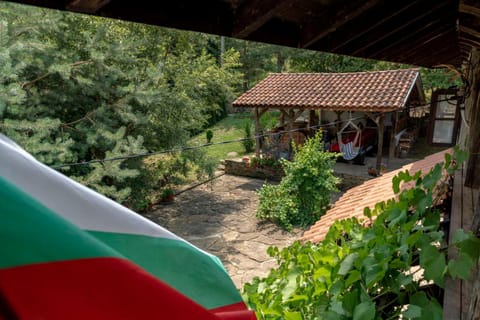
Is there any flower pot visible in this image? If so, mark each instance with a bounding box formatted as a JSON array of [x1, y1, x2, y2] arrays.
[[160, 194, 175, 204]]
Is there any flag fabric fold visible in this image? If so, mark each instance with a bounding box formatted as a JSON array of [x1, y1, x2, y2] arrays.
[[0, 135, 255, 320]]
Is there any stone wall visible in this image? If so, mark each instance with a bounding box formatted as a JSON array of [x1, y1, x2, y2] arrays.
[[224, 159, 284, 181], [224, 159, 370, 191]]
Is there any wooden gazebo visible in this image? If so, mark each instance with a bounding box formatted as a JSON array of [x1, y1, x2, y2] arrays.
[[233, 69, 425, 169]]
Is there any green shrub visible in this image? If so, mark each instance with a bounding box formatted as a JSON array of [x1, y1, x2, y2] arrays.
[[256, 132, 339, 230], [243, 122, 255, 153], [245, 148, 479, 320], [205, 129, 213, 144]]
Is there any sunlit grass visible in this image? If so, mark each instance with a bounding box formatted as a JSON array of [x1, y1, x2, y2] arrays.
[[189, 113, 254, 163]]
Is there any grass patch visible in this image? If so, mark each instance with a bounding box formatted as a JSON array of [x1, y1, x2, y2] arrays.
[[189, 113, 254, 163]]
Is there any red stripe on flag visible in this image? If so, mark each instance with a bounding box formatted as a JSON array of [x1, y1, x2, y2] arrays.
[[212, 302, 257, 320], [0, 257, 254, 320]]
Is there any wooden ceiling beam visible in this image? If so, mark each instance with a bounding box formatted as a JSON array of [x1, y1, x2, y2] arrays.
[[299, 0, 379, 49], [459, 25, 480, 40], [242, 17, 300, 47], [328, 0, 423, 52], [459, 3, 480, 18], [97, 1, 233, 36], [232, 0, 298, 38], [371, 18, 451, 60], [67, 0, 111, 13], [404, 33, 461, 66], [351, 0, 453, 56]]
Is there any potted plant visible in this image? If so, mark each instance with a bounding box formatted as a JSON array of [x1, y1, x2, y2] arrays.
[[160, 187, 175, 204], [368, 167, 378, 177]]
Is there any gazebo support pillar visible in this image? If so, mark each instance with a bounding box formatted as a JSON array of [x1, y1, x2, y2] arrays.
[[308, 109, 317, 132], [366, 112, 385, 171], [288, 110, 295, 159], [253, 107, 268, 156], [376, 114, 385, 171], [388, 111, 399, 161]]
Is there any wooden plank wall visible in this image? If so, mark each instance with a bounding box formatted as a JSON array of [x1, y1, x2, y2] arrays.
[[444, 169, 480, 319]]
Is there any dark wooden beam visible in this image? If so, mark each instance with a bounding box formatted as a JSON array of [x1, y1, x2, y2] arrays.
[[351, 0, 453, 56], [232, 0, 298, 38], [459, 25, 480, 40], [389, 29, 458, 63], [371, 18, 452, 61], [459, 3, 480, 18], [98, 1, 234, 37], [243, 17, 300, 48], [329, 0, 424, 52], [67, 0, 111, 13], [299, 0, 379, 49]]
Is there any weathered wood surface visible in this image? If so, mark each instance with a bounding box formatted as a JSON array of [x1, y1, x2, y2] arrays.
[[444, 170, 479, 319]]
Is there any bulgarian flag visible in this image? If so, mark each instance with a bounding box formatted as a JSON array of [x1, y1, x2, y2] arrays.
[[0, 135, 255, 320]]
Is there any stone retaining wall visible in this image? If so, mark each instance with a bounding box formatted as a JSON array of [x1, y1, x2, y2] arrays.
[[224, 159, 284, 181], [224, 159, 370, 190]]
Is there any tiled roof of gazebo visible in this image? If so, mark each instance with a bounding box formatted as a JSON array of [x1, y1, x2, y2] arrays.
[[233, 69, 423, 112]]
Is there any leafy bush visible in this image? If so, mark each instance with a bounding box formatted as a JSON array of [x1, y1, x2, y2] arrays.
[[243, 122, 255, 153], [245, 148, 480, 320], [205, 130, 213, 144], [256, 132, 339, 230]]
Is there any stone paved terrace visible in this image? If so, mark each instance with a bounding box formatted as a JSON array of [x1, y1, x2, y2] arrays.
[[145, 175, 302, 289]]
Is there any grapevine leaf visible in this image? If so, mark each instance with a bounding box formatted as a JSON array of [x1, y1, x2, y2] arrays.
[[448, 253, 474, 280], [353, 301, 375, 320], [284, 311, 302, 320], [338, 253, 358, 275], [403, 304, 422, 318]]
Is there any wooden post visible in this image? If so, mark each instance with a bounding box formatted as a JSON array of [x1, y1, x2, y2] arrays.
[[254, 107, 261, 156], [280, 110, 285, 126], [388, 111, 399, 161], [465, 48, 480, 188], [288, 110, 295, 159], [308, 109, 316, 129], [376, 114, 384, 171]]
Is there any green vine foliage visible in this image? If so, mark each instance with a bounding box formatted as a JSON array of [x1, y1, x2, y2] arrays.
[[256, 132, 340, 230], [245, 148, 480, 319]]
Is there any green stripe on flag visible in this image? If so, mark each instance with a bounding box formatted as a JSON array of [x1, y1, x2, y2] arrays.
[[0, 177, 120, 269], [89, 231, 242, 310]]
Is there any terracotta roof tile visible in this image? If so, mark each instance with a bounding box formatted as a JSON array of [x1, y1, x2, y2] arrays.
[[301, 149, 452, 243], [233, 69, 422, 112]]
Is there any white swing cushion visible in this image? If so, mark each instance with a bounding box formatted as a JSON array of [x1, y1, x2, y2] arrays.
[[339, 141, 359, 160], [337, 132, 360, 161]]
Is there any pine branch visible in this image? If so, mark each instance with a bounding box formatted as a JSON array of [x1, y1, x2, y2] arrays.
[[20, 59, 93, 89], [61, 110, 96, 128]]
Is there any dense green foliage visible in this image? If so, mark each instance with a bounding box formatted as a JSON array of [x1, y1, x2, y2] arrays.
[[257, 133, 339, 230], [245, 149, 479, 319], [0, 3, 239, 210]]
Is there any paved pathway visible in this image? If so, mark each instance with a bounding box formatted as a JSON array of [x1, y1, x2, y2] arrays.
[[145, 175, 302, 289]]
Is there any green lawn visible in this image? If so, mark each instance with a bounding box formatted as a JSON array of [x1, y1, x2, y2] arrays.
[[189, 113, 254, 163]]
